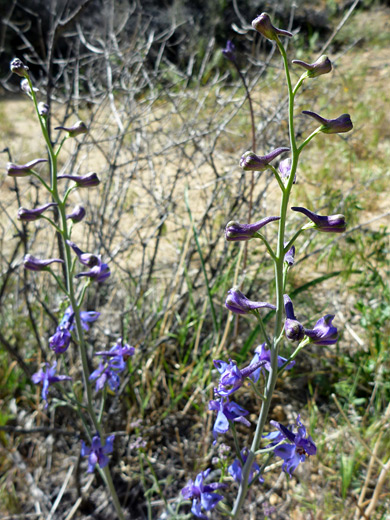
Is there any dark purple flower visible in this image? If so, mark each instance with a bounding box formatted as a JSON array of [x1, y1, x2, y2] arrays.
[[59, 306, 100, 332], [222, 40, 236, 62], [214, 358, 266, 397], [55, 120, 88, 137], [181, 468, 226, 519], [66, 205, 86, 223], [81, 435, 114, 473], [7, 158, 47, 177], [266, 416, 317, 476], [31, 361, 71, 408], [292, 55, 332, 78], [57, 172, 100, 188], [228, 448, 264, 484], [49, 328, 72, 354], [279, 158, 296, 183], [304, 314, 338, 345], [10, 57, 29, 77], [67, 241, 110, 282], [302, 111, 353, 134], [252, 12, 293, 41], [209, 397, 250, 441], [249, 343, 295, 382], [283, 295, 305, 341], [17, 203, 57, 222], [23, 254, 64, 271], [291, 206, 346, 233], [284, 245, 295, 266], [240, 148, 289, 171], [225, 216, 280, 241], [225, 288, 276, 315]]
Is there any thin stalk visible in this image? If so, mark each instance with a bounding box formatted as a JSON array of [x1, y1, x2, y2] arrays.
[[231, 36, 299, 519]]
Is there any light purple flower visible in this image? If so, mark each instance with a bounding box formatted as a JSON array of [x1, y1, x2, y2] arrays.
[[225, 216, 280, 241], [265, 416, 317, 476], [291, 206, 346, 233], [214, 358, 266, 397], [31, 361, 71, 408], [7, 158, 47, 177], [279, 158, 296, 183], [284, 244, 295, 266], [228, 448, 264, 484], [57, 172, 100, 188], [38, 102, 49, 117], [55, 120, 87, 137], [222, 40, 236, 62], [21, 78, 38, 97], [17, 203, 57, 222], [209, 397, 250, 441], [225, 288, 276, 315], [23, 254, 64, 271], [81, 435, 114, 473], [181, 469, 226, 519], [10, 57, 29, 77], [240, 148, 289, 171], [249, 343, 295, 382], [304, 314, 338, 345], [283, 295, 305, 341], [58, 305, 100, 332], [292, 55, 332, 78], [302, 110, 353, 134], [66, 205, 86, 223], [252, 12, 293, 41], [90, 338, 134, 392]]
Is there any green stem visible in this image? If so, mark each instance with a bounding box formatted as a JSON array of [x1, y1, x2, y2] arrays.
[[297, 127, 322, 155], [231, 36, 300, 519]]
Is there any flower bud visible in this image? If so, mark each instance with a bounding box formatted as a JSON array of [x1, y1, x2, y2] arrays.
[[10, 58, 29, 77], [57, 172, 100, 188], [54, 120, 88, 137], [20, 78, 39, 97], [284, 245, 295, 266], [291, 206, 346, 233], [38, 102, 49, 117], [18, 203, 57, 222], [283, 295, 304, 341], [24, 254, 64, 271], [252, 13, 292, 41], [226, 288, 276, 315], [292, 55, 332, 78], [225, 216, 280, 241], [302, 111, 353, 134], [222, 40, 236, 63], [240, 147, 289, 171], [66, 205, 86, 223], [7, 158, 47, 177]]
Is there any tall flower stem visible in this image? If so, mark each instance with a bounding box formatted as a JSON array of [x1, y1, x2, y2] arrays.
[[231, 37, 299, 518], [28, 76, 126, 520]]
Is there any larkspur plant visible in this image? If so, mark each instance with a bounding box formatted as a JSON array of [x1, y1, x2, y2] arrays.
[[8, 58, 133, 519], [180, 12, 352, 519]]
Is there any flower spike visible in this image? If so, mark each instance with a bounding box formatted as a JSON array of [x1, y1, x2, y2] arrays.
[[240, 148, 289, 171], [252, 12, 293, 41], [302, 111, 353, 134]]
